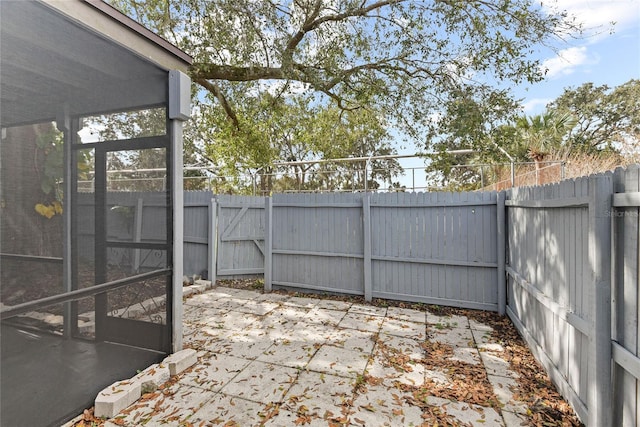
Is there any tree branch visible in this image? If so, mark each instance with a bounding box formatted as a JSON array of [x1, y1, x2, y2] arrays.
[[195, 78, 240, 130], [193, 63, 285, 81], [282, 0, 323, 65], [307, 0, 406, 31]]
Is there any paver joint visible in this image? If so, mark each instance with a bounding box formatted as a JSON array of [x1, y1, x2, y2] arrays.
[[90, 286, 557, 426]]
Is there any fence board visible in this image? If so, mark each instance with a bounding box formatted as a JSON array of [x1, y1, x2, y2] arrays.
[[182, 191, 213, 277], [266, 191, 498, 310], [612, 165, 640, 427], [505, 178, 594, 423], [215, 195, 265, 277]]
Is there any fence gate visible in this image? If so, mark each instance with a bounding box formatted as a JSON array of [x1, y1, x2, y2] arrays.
[[213, 195, 265, 279]]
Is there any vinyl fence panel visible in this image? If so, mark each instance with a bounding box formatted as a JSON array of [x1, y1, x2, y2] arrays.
[[270, 193, 365, 295], [612, 165, 640, 427], [368, 191, 499, 311], [266, 191, 499, 310], [215, 195, 266, 277], [505, 174, 614, 426], [506, 179, 592, 422], [183, 191, 214, 278]]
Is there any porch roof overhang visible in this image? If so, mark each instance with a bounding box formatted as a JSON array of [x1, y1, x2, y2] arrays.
[[0, 0, 193, 128]]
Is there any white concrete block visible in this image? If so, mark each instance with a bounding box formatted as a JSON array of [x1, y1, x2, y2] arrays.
[[194, 279, 212, 288], [163, 348, 198, 376], [190, 284, 207, 293], [132, 363, 171, 390], [94, 380, 141, 418]]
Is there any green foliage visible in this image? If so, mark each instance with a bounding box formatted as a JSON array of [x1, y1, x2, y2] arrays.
[[515, 111, 576, 161], [33, 125, 92, 218], [35, 127, 64, 198], [548, 79, 640, 154], [427, 79, 639, 189], [108, 0, 578, 151], [425, 88, 521, 187], [200, 91, 401, 192]]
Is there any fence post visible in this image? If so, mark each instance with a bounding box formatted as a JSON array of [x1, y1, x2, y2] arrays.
[[363, 193, 372, 302], [510, 162, 515, 187], [264, 197, 273, 292], [496, 191, 506, 315], [208, 198, 217, 285], [588, 174, 613, 427]]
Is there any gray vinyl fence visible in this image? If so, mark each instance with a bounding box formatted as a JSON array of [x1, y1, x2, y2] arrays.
[[78, 191, 265, 280], [184, 192, 265, 280], [264, 191, 503, 312], [611, 167, 640, 427], [183, 191, 214, 278], [212, 195, 265, 278], [504, 166, 640, 427], [504, 175, 609, 425], [77, 192, 169, 271], [80, 167, 640, 427]]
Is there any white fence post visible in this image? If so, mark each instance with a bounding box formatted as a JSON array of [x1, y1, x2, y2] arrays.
[[264, 197, 273, 292], [496, 191, 506, 316], [363, 193, 372, 302], [208, 198, 217, 284], [588, 174, 613, 427]]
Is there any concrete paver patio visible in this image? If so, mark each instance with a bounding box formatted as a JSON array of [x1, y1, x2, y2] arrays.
[[104, 286, 533, 426]]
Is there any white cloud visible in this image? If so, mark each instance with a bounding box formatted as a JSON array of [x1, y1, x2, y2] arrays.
[[545, 0, 640, 37], [522, 98, 552, 113], [540, 46, 597, 78]]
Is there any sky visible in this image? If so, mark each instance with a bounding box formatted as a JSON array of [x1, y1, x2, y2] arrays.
[[516, 0, 640, 115], [393, 0, 640, 190]]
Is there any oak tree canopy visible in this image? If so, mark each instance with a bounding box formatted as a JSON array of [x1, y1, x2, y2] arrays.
[[103, 0, 588, 193], [109, 0, 578, 142]]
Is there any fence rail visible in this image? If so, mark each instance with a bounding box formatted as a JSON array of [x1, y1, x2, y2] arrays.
[[264, 191, 502, 311], [505, 176, 604, 424], [503, 166, 640, 427]]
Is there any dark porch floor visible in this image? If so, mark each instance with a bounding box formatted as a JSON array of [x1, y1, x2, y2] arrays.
[[1, 324, 163, 427]]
